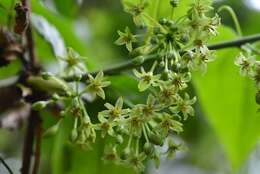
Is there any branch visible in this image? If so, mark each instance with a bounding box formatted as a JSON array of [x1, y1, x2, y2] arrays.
[[207, 34, 260, 50], [21, 110, 38, 174], [63, 34, 260, 82], [19, 0, 42, 174], [32, 119, 42, 174], [22, 0, 38, 73]]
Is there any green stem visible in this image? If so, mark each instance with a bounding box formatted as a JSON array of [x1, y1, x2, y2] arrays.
[[63, 34, 260, 82], [218, 5, 243, 36], [142, 124, 149, 143], [135, 138, 139, 155]]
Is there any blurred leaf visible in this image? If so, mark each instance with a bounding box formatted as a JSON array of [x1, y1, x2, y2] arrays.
[[31, 14, 66, 58], [0, 0, 16, 25], [0, 60, 21, 79], [54, 0, 80, 18], [193, 26, 260, 170], [51, 116, 72, 174], [31, 0, 97, 69]]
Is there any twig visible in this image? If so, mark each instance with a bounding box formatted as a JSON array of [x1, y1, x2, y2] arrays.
[[21, 0, 38, 73], [19, 0, 42, 174], [21, 110, 38, 174], [0, 156, 13, 174], [64, 34, 260, 82], [207, 34, 260, 50], [32, 119, 42, 174]]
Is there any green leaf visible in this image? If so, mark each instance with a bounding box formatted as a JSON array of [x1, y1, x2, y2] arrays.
[[31, 14, 66, 58], [31, 0, 98, 69], [193, 26, 260, 170], [107, 75, 148, 104]]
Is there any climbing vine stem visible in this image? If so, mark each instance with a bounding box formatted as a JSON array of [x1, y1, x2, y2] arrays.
[[64, 34, 260, 82]]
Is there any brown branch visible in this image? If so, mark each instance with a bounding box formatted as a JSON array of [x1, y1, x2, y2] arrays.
[[21, 110, 39, 174], [26, 26, 37, 72], [22, 0, 38, 73], [32, 118, 42, 174], [19, 0, 42, 174]]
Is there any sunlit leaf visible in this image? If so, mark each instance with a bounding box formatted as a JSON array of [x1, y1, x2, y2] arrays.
[[193, 26, 260, 170]]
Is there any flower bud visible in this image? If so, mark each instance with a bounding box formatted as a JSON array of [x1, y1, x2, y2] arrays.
[[159, 60, 165, 68], [41, 72, 52, 80], [120, 148, 130, 160], [143, 142, 154, 155], [149, 133, 164, 146], [43, 120, 61, 138], [166, 20, 175, 28], [129, 48, 142, 58], [170, 0, 179, 8], [161, 70, 169, 80], [132, 56, 145, 65], [70, 128, 78, 142], [116, 135, 123, 144], [32, 101, 49, 111], [52, 93, 60, 101], [159, 18, 167, 25]]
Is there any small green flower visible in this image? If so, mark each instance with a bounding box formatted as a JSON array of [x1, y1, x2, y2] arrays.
[[158, 83, 178, 105], [123, 0, 149, 26], [251, 63, 260, 89], [169, 72, 191, 90], [59, 47, 86, 75], [136, 94, 160, 120], [180, 51, 196, 70], [170, 93, 196, 120], [133, 62, 160, 91], [115, 27, 137, 52], [152, 149, 161, 169], [98, 121, 115, 138], [195, 49, 215, 73], [166, 138, 183, 159], [103, 146, 120, 163], [235, 53, 255, 76], [159, 113, 183, 136], [204, 14, 221, 36], [188, 0, 213, 18], [32, 101, 50, 111], [98, 97, 130, 122], [76, 120, 96, 149], [85, 71, 111, 99], [127, 152, 146, 172]]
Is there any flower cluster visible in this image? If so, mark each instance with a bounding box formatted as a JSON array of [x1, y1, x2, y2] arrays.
[[32, 0, 220, 173], [105, 0, 219, 171], [235, 49, 260, 105]]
